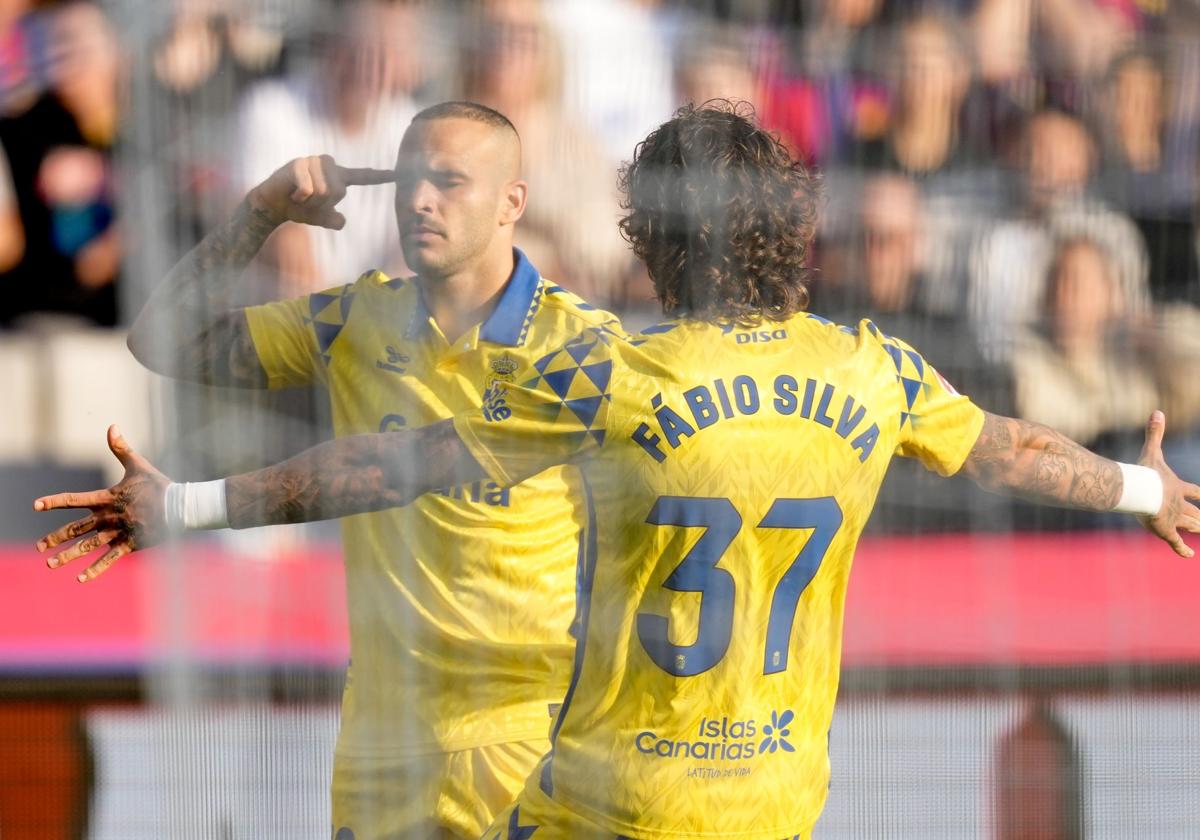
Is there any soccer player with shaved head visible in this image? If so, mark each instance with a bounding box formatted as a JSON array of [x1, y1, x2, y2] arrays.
[[39, 102, 1200, 837], [70, 101, 618, 838]]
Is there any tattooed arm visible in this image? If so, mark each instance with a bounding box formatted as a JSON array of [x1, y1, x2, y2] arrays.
[[960, 412, 1123, 510], [34, 421, 485, 581], [126, 156, 394, 386], [962, 410, 1200, 557], [222, 421, 482, 528]]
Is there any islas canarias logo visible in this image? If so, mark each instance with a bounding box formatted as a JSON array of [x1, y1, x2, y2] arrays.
[[759, 709, 795, 754], [635, 709, 794, 762]]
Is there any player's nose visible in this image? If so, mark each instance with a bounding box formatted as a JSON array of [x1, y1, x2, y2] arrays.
[[399, 178, 436, 215]]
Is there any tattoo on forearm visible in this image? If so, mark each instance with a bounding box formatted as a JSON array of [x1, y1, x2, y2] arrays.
[[129, 200, 279, 386], [224, 420, 483, 528], [962, 412, 1122, 511]]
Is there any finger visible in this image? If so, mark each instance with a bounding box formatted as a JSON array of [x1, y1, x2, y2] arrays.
[[1164, 529, 1194, 559], [289, 158, 315, 203], [77, 542, 131, 583], [36, 514, 97, 552], [308, 155, 330, 203], [107, 424, 140, 470], [336, 166, 396, 186], [1186, 482, 1200, 501], [317, 210, 346, 231], [1140, 410, 1166, 461], [33, 488, 113, 512], [318, 154, 347, 202], [48, 529, 119, 569]]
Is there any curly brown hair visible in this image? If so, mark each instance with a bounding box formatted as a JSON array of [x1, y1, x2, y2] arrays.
[[618, 100, 820, 326]]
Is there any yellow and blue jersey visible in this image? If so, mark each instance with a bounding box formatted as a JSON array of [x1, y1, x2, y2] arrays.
[[244, 249, 618, 760], [456, 313, 985, 839]]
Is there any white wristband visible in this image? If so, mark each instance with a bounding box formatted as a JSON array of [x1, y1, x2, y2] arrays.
[[164, 480, 230, 531], [1114, 463, 1163, 516]]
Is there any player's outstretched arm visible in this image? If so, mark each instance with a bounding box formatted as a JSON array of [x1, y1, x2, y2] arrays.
[[126, 156, 395, 386], [221, 420, 482, 528], [961, 410, 1200, 557], [34, 421, 483, 581]]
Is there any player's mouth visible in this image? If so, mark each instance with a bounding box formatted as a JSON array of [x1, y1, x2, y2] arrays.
[[404, 222, 444, 241]]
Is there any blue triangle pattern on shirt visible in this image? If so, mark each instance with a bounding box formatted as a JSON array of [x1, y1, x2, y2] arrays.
[[313, 320, 343, 355], [308, 292, 338, 319], [565, 340, 593, 366], [339, 290, 355, 321], [542, 367, 578, 400], [900, 410, 914, 429], [903, 349, 925, 380], [579, 360, 612, 394], [564, 395, 604, 430], [589, 428, 606, 446], [901, 377, 923, 410], [883, 343, 904, 374], [533, 350, 558, 375]]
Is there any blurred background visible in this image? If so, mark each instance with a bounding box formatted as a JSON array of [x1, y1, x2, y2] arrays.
[[1, 0, 1199, 836]]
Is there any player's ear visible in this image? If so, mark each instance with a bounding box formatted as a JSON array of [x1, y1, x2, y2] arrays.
[[499, 180, 528, 226]]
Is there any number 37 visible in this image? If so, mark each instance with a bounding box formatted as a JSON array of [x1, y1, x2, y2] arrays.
[[636, 496, 843, 677]]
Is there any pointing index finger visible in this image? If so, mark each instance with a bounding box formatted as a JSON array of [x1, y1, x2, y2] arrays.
[[336, 166, 397, 186]]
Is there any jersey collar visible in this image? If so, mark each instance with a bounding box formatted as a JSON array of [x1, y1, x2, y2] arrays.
[[403, 248, 542, 349], [479, 248, 542, 347]]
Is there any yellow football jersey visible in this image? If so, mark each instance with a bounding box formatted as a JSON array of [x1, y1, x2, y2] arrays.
[[457, 313, 985, 839], [244, 250, 617, 760]]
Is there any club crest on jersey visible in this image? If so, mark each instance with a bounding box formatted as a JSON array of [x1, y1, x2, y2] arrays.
[[490, 353, 519, 381], [375, 345, 410, 374], [482, 353, 519, 422]]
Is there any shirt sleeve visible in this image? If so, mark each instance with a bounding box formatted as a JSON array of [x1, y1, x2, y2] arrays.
[[243, 283, 356, 389], [885, 334, 986, 476], [454, 329, 616, 486]]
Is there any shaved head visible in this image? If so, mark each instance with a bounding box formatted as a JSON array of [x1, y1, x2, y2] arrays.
[[412, 100, 522, 178], [394, 101, 528, 279]]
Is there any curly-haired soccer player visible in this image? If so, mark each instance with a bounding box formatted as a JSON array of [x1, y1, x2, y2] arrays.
[[38, 102, 1198, 839]]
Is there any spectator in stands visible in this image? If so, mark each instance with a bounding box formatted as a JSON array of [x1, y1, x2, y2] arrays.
[[151, 2, 290, 259], [821, 174, 1012, 412], [794, 0, 889, 164], [1036, 0, 1138, 84], [1011, 236, 1157, 451], [674, 26, 760, 110], [848, 11, 989, 177], [234, 0, 422, 299], [154, 2, 285, 97], [968, 107, 1149, 363], [460, 0, 630, 308], [1098, 47, 1199, 302], [0, 0, 121, 327], [673, 22, 827, 166]]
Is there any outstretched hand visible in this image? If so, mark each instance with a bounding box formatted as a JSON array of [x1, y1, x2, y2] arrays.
[[248, 155, 395, 231], [1137, 410, 1200, 558], [33, 426, 171, 582]]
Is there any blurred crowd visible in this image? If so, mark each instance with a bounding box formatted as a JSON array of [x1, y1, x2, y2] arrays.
[[1, 0, 1199, 532]]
